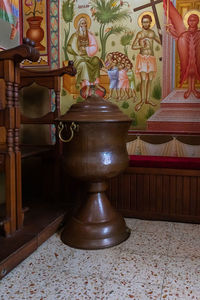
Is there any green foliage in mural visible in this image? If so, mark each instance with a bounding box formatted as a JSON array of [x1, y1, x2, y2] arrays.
[[152, 80, 162, 100], [130, 112, 137, 126], [132, 54, 135, 61], [155, 45, 160, 51], [61, 89, 67, 96], [120, 31, 134, 57], [121, 101, 129, 109], [90, 0, 131, 60], [62, 0, 75, 61], [76, 96, 84, 103], [145, 107, 155, 119]]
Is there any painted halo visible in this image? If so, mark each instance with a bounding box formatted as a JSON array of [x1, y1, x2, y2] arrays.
[[183, 10, 200, 28], [138, 11, 155, 29], [74, 13, 91, 30]]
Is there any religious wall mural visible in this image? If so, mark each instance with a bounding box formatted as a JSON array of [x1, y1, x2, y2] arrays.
[[0, 0, 60, 68], [0, 0, 20, 49], [60, 0, 163, 130], [0, 0, 200, 155], [148, 0, 200, 133], [21, 0, 49, 65], [164, 0, 200, 99], [60, 0, 200, 134]]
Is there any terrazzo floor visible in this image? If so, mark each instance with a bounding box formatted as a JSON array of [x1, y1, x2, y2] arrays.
[[1, 218, 200, 300]]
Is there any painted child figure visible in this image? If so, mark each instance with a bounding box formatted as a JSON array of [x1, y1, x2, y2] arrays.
[[125, 61, 137, 101], [107, 59, 119, 99], [102, 54, 119, 100], [118, 63, 130, 99]]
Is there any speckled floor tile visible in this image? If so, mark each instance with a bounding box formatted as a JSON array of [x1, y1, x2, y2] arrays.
[[61, 247, 120, 278], [43, 273, 105, 300], [169, 232, 200, 258], [114, 231, 171, 256], [0, 273, 105, 300], [163, 256, 200, 288], [130, 218, 173, 234], [1, 218, 200, 300], [124, 217, 137, 230], [171, 222, 200, 235], [107, 251, 168, 285], [100, 279, 162, 300], [161, 284, 200, 300]]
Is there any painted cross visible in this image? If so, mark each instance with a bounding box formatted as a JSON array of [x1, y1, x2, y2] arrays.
[[133, 0, 163, 44]]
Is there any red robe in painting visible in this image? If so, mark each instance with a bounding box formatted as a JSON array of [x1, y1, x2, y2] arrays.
[[178, 26, 200, 86], [163, 0, 200, 98]]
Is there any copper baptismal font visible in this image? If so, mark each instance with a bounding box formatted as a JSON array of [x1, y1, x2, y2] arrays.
[[57, 94, 131, 249]]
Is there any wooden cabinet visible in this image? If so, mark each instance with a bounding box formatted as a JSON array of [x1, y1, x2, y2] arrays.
[[19, 64, 76, 204], [0, 41, 76, 279], [0, 40, 39, 236]]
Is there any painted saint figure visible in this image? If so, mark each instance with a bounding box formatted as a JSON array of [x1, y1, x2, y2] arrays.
[[132, 14, 161, 112], [0, 0, 19, 40], [67, 14, 102, 95], [164, 0, 200, 99]]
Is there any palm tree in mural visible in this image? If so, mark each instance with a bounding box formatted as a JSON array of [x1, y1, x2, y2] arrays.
[[90, 0, 131, 61], [62, 0, 75, 61], [120, 31, 134, 57]]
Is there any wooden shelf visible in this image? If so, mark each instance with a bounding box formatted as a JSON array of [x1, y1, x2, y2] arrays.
[[21, 145, 53, 159]]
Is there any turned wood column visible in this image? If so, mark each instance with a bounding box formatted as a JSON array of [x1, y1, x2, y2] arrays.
[[4, 60, 16, 235]]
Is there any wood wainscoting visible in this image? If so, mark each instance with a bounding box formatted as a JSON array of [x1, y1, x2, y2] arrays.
[[107, 167, 200, 223]]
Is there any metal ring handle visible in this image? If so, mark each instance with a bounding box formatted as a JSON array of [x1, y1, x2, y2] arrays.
[[58, 121, 79, 143]]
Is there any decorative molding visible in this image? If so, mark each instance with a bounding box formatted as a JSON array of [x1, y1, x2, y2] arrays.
[[50, 0, 60, 68]]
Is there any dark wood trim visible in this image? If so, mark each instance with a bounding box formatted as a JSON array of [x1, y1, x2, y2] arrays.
[[108, 166, 200, 223], [117, 209, 200, 223]]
